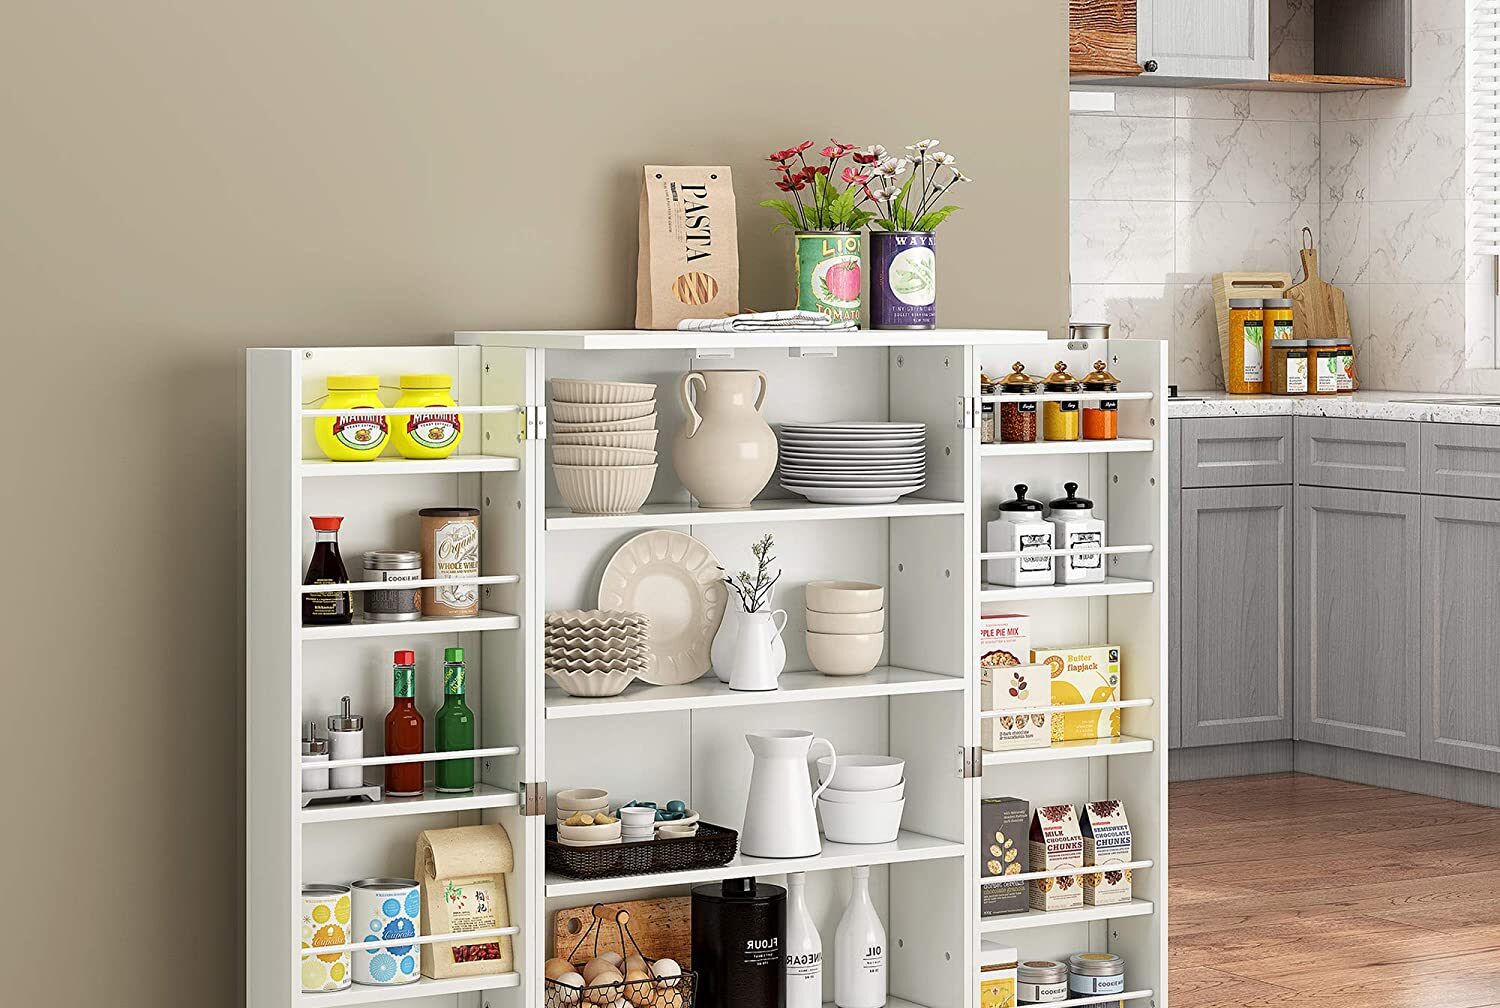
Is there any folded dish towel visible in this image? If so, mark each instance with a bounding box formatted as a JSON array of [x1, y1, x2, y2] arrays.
[[677, 310, 859, 333]]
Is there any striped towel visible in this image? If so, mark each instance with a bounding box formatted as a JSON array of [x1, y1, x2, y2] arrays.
[[677, 310, 859, 333]]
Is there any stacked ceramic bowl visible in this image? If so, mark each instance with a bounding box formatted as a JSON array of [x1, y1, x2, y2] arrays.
[[804, 580, 885, 677], [545, 610, 650, 697], [555, 788, 620, 847], [776, 422, 927, 505], [815, 755, 906, 844], [550, 378, 659, 514]]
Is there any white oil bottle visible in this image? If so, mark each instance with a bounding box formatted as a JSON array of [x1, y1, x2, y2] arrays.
[[785, 872, 822, 1008], [834, 866, 886, 1008]]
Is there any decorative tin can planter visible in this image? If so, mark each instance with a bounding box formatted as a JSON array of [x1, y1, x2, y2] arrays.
[[302, 884, 353, 992], [795, 231, 862, 324], [352, 877, 422, 986], [870, 230, 936, 329]]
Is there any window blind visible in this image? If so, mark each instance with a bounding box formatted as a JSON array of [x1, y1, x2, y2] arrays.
[[1472, 0, 1500, 255]]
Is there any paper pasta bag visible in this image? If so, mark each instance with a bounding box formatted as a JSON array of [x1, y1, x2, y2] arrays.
[[636, 165, 740, 328]]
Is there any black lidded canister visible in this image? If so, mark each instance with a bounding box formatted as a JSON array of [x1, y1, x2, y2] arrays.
[[691, 877, 786, 1008]]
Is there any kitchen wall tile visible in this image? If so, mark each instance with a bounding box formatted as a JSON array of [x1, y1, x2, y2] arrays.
[[1415, 0, 1463, 31], [1318, 199, 1370, 285], [1319, 120, 1369, 204], [1175, 120, 1318, 203], [1174, 201, 1318, 283], [1072, 115, 1176, 201], [1174, 88, 1319, 123], [1368, 199, 1466, 284], [1269, 0, 1314, 41], [1271, 38, 1315, 77], [1070, 199, 1176, 284], [1368, 114, 1465, 201], [1322, 29, 1464, 121], [1070, 283, 1174, 339], [1362, 283, 1467, 389], [1172, 283, 1224, 389]]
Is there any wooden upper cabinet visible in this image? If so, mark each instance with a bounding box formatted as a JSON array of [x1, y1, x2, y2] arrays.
[[1070, 0, 1145, 78]]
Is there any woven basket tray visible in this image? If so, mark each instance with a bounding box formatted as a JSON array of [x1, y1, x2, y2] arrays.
[[545, 823, 739, 880]]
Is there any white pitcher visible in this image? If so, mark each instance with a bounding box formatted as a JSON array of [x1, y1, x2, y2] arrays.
[[741, 729, 836, 858], [729, 609, 788, 692], [672, 369, 777, 508], [711, 594, 744, 683]]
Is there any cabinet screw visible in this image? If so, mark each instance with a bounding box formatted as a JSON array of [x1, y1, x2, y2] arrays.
[[1113, 475, 1119, 484], [484, 364, 491, 374], [485, 497, 491, 506], [945, 951, 951, 961], [944, 356, 951, 368], [944, 446, 951, 456], [1111, 929, 1121, 940], [516, 500, 522, 510], [304, 351, 313, 359], [1150, 477, 1156, 486], [897, 563, 905, 572], [945, 569, 951, 578], [1150, 417, 1157, 427], [897, 938, 904, 948], [896, 355, 905, 368]]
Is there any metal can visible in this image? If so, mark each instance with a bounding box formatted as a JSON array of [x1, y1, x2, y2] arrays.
[[794, 231, 862, 324], [301, 884, 353, 992], [351, 878, 422, 986], [1017, 959, 1070, 1003], [418, 507, 480, 617], [1068, 952, 1126, 998], [362, 549, 423, 622], [869, 230, 936, 329]]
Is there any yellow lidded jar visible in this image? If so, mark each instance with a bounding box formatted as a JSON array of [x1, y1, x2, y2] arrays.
[[390, 374, 463, 459], [1042, 362, 1082, 442], [315, 376, 389, 461]]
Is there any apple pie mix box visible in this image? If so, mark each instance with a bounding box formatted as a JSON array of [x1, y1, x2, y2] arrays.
[[979, 796, 1030, 917], [1080, 800, 1133, 906], [979, 614, 1051, 751], [1030, 644, 1122, 742], [1029, 803, 1084, 911]]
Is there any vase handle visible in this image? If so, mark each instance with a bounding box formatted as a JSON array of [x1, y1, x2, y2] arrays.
[[680, 372, 707, 438], [809, 737, 837, 805], [753, 370, 768, 411]]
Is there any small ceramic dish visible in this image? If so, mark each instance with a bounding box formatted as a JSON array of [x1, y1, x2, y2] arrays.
[[817, 796, 905, 845], [546, 667, 639, 697], [805, 607, 886, 634], [657, 823, 699, 839], [550, 378, 657, 404], [806, 630, 884, 676], [816, 754, 905, 791], [550, 430, 660, 451], [618, 807, 657, 828], [552, 444, 659, 468], [555, 787, 611, 812], [818, 780, 906, 804], [550, 399, 658, 424], [556, 836, 624, 847], [551, 414, 658, 433], [557, 820, 623, 841], [804, 580, 885, 614]]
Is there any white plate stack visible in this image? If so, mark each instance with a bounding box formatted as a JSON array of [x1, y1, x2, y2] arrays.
[[776, 422, 927, 505], [544, 610, 651, 697], [550, 378, 659, 514]]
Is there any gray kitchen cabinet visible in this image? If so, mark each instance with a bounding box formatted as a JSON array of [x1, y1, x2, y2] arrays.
[[1136, 0, 1268, 82], [1294, 485, 1422, 758], [1295, 416, 1421, 494], [1181, 415, 1293, 488], [1179, 485, 1294, 746], [1420, 495, 1500, 773], [1421, 423, 1500, 501]]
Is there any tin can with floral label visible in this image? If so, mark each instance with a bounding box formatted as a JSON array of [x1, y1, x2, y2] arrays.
[[302, 884, 353, 992], [870, 230, 936, 329], [795, 231, 862, 324], [351, 878, 422, 986]]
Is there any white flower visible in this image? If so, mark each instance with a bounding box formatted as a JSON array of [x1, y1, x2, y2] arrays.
[[874, 157, 903, 178], [865, 144, 888, 161], [929, 151, 956, 167], [871, 186, 900, 200], [906, 138, 940, 152], [952, 170, 973, 183], [894, 157, 913, 174]]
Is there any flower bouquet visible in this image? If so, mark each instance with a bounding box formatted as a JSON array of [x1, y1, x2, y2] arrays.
[[864, 139, 971, 329]]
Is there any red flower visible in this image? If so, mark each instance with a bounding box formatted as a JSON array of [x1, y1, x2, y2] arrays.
[[776, 176, 807, 192], [819, 145, 843, 158], [792, 140, 814, 153], [766, 148, 798, 164], [841, 167, 871, 186], [851, 151, 878, 165], [804, 165, 830, 178], [830, 139, 859, 154]]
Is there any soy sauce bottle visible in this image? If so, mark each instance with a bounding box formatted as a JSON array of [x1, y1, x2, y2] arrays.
[[303, 515, 352, 625]]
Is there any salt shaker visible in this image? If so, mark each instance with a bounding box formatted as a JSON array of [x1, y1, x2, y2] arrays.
[[301, 721, 330, 792], [1049, 482, 1105, 585], [326, 696, 365, 790]]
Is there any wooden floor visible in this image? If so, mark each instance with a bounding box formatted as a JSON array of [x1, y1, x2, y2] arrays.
[[1170, 773, 1500, 1007]]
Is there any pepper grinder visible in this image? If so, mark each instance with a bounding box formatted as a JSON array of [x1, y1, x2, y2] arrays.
[[326, 695, 365, 790], [301, 721, 330, 792]]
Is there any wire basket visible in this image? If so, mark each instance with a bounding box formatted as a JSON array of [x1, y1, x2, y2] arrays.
[[545, 822, 738, 880], [543, 969, 696, 1008]]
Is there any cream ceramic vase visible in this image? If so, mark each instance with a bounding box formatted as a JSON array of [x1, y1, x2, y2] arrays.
[[672, 369, 777, 508]]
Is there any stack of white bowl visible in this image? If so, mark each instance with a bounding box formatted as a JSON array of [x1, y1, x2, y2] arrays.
[[550, 378, 659, 515], [776, 421, 927, 505], [804, 580, 885, 677], [618, 806, 659, 843], [815, 755, 906, 844], [554, 788, 620, 847], [545, 610, 650, 697]]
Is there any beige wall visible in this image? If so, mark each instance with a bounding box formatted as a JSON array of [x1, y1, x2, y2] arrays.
[[1, 2, 1066, 1002]]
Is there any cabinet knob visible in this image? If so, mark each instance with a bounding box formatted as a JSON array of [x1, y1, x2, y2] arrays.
[[1141, 60, 1159, 73]]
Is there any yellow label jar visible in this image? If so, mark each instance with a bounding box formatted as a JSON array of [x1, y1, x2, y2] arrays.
[[315, 376, 389, 461], [1263, 297, 1295, 343], [1042, 362, 1081, 442], [391, 374, 463, 459], [1225, 298, 1266, 394]]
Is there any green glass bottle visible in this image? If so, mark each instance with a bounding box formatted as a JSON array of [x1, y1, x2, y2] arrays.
[[435, 646, 475, 793]]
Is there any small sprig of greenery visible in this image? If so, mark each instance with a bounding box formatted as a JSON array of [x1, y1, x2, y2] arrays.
[[723, 533, 781, 613], [866, 138, 971, 232]]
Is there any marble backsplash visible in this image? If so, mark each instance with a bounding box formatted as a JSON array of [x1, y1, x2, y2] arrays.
[[1070, 0, 1500, 393]]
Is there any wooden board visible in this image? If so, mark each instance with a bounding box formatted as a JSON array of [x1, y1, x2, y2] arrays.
[[1069, 0, 1143, 76], [552, 897, 692, 967]]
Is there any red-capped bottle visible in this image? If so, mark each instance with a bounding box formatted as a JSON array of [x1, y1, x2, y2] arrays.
[[384, 650, 425, 796], [303, 516, 352, 625]]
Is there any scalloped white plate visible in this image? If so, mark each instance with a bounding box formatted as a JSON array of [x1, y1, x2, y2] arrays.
[[598, 530, 727, 685]]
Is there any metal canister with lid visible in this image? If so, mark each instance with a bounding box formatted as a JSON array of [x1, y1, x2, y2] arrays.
[[980, 373, 997, 444], [301, 883, 353, 992], [350, 878, 421, 986], [1080, 360, 1120, 441], [1041, 362, 1082, 442], [362, 549, 423, 621], [1068, 952, 1126, 999], [1017, 959, 1070, 1003], [998, 362, 1040, 443]]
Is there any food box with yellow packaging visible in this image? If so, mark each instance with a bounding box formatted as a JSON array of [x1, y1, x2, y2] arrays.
[[1031, 644, 1121, 742]]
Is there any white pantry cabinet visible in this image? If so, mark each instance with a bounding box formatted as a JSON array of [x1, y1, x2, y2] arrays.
[[246, 330, 1169, 1008]]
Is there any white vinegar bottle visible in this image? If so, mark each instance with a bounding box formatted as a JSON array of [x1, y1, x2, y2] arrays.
[[834, 866, 886, 1008], [785, 872, 823, 1008]]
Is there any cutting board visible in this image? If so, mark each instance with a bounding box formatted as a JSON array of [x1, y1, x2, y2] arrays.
[[552, 897, 692, 967], [1286, 229, 1351, 344]]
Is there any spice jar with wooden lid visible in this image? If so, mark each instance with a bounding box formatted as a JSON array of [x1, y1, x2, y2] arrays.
[[1225, 298, 1267, 393], [1041, 362, 1081, 442], [1267, 340, 1310, 396], [998, 362, 1040, 443], [1080, 361, 1120, 440]]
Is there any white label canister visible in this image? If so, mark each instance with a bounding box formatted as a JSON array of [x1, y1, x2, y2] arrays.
[[351, 878, 422, 986], [301, 885, 352, 992]]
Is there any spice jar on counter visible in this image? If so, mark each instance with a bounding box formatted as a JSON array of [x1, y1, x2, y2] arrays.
[[1225, 298, 1267, 394], [1080, 361, 1120, 440], [1336, 338, 1355, 393], [1041, 362, 1081, 442], [1068, 953, 1126, 1002], [1309, 339, 1340, 395], [998, 363, 1040, 443], [1263, 298, 1295, 343], [1267, 340, 1310, 396]]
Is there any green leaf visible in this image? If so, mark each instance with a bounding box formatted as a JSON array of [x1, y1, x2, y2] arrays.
[[759, 198, 803, 230], [914, 205, 962, 231], [873, 217, 898, 232]]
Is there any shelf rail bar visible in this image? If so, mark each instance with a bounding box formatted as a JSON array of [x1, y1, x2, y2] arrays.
[[979, 698, 1154, 720], [299, 575, 520, 594], [299, 926, 521, 958], [321, 745, 521, 770], [978, 859, 1155, 886], [977, 545, 1154, 561], [300, 405, 524, 417]]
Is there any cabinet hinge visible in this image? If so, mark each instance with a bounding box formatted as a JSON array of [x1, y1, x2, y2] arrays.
[[961, 746, 983, 779], [523, 404, 548, 442], [957, 395, 977, 430], [521, 780, 547, 816]]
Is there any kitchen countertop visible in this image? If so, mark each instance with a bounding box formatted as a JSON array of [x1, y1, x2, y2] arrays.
[[1168, 390, 1500, 425]]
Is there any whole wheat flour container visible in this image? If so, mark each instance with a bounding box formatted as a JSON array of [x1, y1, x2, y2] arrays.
[[636, 165, 740, 328]]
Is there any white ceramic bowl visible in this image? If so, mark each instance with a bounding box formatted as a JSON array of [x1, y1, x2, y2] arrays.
[[816, 754, 906, 791], [805, 607, 886, 634], [557, 820, 623, 841], [817, 797, 905, 844], [555, 787, 610, 811], [806, 631, 884, 676], [805, 580, 885, 614], [550, 400, 658, 424], [551, 430, 660, 451], [658, 823, 699, 839], [618, 807, 657, 828], [552, 415, 658, 433], [552, 444, 659, 467], [818, 780, 906, 804], [553, 463, 656, 515], [550, 378, 657, 404], [546, 667, 639, 697], [557, 836, 623, 847]]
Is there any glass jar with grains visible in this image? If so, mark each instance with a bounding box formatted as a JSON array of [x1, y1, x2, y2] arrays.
[[998, 362, 1040, 443]]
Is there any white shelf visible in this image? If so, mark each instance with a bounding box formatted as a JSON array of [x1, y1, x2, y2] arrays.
[[977, 391, 1154, 403], [980, 899, 1156, 933], [981, 438, 1155, 457], [299, 455, 521, 477], [545, 830, 964, 897], [545, 667, 963, 719], [981, 736, 1154, 766], [299, 575, 519, 595], [979, 577, 1153, 602], [300, 404, 521, 417], [457, 328, 1048, 351], [826, 1000, 930, 1008], [300, 610, 520, 640], [300, 972, 520, 1006], [300, 783, 520, 823], [981, 699, 1153, 719], [321, 746, 520, 770], [1035, 992, 1153, 1008], [545, 497, 965, 530]]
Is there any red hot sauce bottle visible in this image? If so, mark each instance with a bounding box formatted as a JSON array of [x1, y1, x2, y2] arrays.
[[384, 650, 425, 796]]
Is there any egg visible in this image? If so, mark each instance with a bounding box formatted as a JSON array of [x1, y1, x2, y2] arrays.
[[585, 968, 623, 1004], [581, 957, 614, 982], [598, 950, 623, 968], [651, 957, 681, 987], [622, 969, 653, 1006], [546, 957, 576, 980], [554, 972, 586, 1002], [622, 954, 647, 975]]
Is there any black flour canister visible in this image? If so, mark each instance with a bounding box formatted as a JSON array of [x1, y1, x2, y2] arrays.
[[691, 877, 786, 1008]]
